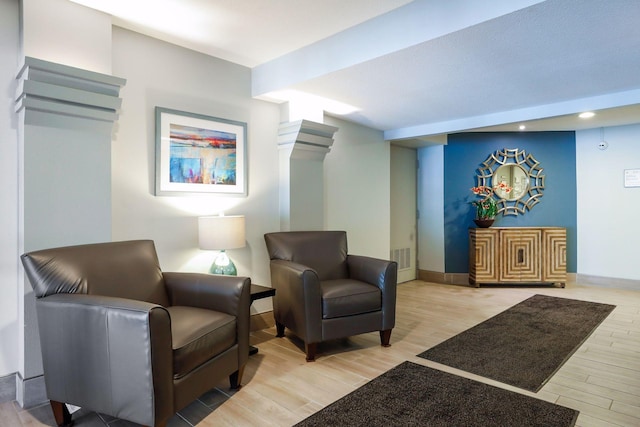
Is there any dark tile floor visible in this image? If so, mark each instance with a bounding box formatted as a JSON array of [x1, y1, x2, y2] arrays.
[[22, 387, 235, 426]]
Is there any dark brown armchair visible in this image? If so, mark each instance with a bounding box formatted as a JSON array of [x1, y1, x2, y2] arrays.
[[264, 231, 397, 361], [20, 240, 251, 427]]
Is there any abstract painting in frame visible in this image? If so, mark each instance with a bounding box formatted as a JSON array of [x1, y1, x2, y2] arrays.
[[155, 107, 247, 196]]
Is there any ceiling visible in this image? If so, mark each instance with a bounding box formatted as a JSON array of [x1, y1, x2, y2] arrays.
[[70, 0, 640, 147]]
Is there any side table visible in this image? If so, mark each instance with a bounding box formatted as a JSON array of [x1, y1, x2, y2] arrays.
[[249, 284, 276, 355]]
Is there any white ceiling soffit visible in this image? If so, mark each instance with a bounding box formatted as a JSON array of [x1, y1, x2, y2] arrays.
[[391, 104, 640, 149], [254, 0, 640, 140], [251, 0, 544, 95], [71, 0, 640, 144]]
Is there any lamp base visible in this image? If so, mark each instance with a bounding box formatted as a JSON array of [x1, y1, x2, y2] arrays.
[[209, 250, 238, 276]]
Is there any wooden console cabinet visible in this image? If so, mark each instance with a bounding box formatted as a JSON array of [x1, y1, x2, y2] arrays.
[[469, 227, 566, 287]]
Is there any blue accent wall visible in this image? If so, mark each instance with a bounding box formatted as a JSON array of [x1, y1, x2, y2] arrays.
[[444, 132, 577, 273]]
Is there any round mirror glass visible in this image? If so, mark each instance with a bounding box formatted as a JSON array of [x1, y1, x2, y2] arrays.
[[494, 164, 529, 200]]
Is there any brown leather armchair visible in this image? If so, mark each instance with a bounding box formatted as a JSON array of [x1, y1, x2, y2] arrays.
[[264, 231, 397, 361], [20, 240, 251, 427]]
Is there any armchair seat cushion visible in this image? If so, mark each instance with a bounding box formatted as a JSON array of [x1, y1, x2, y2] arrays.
[[167, 306, 236, 379], [320, 279, 381, 319]]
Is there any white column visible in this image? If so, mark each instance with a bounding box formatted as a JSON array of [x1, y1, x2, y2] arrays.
[[17, 0, 123, 407], [277, 120, 338, 231]]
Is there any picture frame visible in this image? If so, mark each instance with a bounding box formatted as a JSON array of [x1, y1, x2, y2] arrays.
[[155, 107, 247, 196]]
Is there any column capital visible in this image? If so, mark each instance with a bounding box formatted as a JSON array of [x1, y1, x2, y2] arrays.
[[277, 119, 338, 161], [15, 56, 126, 133]]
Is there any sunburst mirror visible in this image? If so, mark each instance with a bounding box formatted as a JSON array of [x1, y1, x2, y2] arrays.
[[476, 148, 545, 216]]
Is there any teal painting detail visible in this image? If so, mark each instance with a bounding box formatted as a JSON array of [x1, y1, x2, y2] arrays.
[[169, 124, 237, 185]]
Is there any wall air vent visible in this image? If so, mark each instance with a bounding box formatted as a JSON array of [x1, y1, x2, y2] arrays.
[[390, 247, 411, 270]]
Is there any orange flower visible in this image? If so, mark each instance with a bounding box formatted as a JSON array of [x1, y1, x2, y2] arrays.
[[470, 183, 513, 219], [470, 186, 492, 195]]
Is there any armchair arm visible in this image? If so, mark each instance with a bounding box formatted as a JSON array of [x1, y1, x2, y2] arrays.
[[163, 272, 251, 316], [163, 272, 251, 367], [36, 293, 173, 427], [269, 259, 322, 343], [347, 255, 398, 330], [347, 255, 396, 288]]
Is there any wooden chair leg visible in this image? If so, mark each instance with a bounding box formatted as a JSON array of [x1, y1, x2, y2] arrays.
[[305, 342, 317, 362], [229, 365, 245, 390], [50, 400, 73, 427], [275, 321, 285, 337], [380, 329, 392, 347]]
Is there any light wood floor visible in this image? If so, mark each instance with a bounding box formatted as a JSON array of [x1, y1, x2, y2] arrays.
[[3, 280, 640, 426]]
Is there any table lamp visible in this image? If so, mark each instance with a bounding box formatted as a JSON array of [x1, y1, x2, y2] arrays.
[[198, 215, 245, 275]]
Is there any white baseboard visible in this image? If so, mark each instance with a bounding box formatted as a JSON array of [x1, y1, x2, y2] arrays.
[[418, 270, 469, 286], [576, 274, 640, 290], [0, 373, 16, 403], [417, 270, 637, 289]]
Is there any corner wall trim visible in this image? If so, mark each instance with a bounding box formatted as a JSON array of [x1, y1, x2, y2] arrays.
[[16, 373, 47, 408]]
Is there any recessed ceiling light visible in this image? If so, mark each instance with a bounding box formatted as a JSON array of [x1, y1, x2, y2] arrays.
[[579, 111, 595, 119], [519, 125, 526, 130]]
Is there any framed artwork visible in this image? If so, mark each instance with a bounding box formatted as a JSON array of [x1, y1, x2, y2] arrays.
[[155, 107, 247, 196]]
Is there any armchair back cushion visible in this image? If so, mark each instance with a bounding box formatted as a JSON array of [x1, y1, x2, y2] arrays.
[[22, 239, 169, 306], [264, 230, 348, 280]]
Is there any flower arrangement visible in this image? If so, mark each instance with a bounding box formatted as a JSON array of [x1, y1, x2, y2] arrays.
[[470, 183, 511, 220]]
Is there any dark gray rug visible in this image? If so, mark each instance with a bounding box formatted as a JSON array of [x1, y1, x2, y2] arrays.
[[295, 361, 578, 427], [418, 294, 616, 392]]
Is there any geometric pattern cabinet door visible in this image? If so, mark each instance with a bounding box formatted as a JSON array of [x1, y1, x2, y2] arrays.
[[469, 229, 498, 285], [542, 228, 567, 284], [499, 228, 542, 283], [469, 227, 566, 287]]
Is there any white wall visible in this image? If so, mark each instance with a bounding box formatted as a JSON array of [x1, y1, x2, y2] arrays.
[[417, 145, 445, 272], [391, 145, 417, 282], [110, 29, 394, 312], [111, 27, 282, 312], [324, 116, 390, 258], [0, 12, 397, 381], [0, 0, 20, 377], [22, 0, 112, 73], [576, 124, 640, 282]]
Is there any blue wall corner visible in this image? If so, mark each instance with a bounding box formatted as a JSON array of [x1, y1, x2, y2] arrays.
[[444, 132, 577, 273]]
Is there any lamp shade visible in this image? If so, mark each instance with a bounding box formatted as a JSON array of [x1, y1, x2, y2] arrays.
[[198, 215, 245, 250]]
